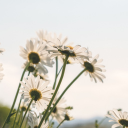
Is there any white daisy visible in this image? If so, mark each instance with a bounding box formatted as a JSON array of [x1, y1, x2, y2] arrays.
[[0, 64, 4, 81], [20, 39, 54, 71], [81, 54, 106, 83], [51, 96, 67, 123], [37, 30, 53, 44], [64, 112, 73, 121], [22, 61, 35, 73], [20, 101, 28, 112], [48, 44, 90, 64], [22, 61, 48, 74], [20, 74, 54, 112], [37, 30, 68, 47], [28, 112, 48, 128], [34, 72, 49, 81], [106, 109, 128, 128]]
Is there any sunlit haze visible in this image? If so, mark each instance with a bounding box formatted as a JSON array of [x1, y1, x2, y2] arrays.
[[0, 0, 128, 119]]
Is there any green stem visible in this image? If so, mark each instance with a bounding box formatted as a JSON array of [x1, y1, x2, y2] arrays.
[[38, 55, 69, 128], [17, 110, 23, 127], [28, 71, 30, 76], [24, 115, 28, 128], [123, 125, 125, 128], [45, 68, 86, 121], [53, 57, 58, 89], [19, 97, 34, 128], [56, 119, 65, 128], [12, 97, 22, 128], [98, 117, 106, 125], [57, 65, 63, 77], [2, 61, 31, 128]]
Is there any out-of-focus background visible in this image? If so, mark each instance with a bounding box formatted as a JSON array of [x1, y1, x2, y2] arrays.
[[0, 0, 128, 127]]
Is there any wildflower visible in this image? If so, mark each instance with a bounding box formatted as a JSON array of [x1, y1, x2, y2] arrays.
[[64, 112, 73, 121], [81, 54, 106, 82], [20, 39, 54, 71], [20, 101, 28, 112], [22, 61, 48, 74], [34, 72, 49, 81], [106, 109, 128, 128], [48, 44, 90, 63], [28, 112, 48, 128], [51, 96, 67, 123], [20, 74, 54, 112]]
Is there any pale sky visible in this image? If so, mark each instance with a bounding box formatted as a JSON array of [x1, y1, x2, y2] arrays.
[[0, 0, 128, 119]]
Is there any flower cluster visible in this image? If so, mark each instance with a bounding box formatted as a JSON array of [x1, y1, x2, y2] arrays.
[[2, 30, 106, 128]]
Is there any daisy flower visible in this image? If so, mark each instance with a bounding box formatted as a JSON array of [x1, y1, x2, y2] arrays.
[[51, 96, 67, 123], [64, 112, 73, 121], [20, 74, 54, 112], [37, 30, 68, 47], [48, 43, 90, 64], [81, 54, 106, 83], [34, 72, 49, 81], [106, 109, 128, 128], [22, 61, 35, 73], [20, 101, 28, 112], [0, 64, 4, 81], [20, 39, 54, 71], [28, 112, 48, 128], [37, 30, 53, 44], [22, 61, 48, 74]]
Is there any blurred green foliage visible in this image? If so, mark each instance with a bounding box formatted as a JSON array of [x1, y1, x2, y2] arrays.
[[0, 103, 10, 127]]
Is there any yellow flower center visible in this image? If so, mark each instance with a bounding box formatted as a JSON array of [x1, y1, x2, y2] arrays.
[[28, 52, 40, 64], [29, 89, 42, 101], [84, 61, 94, 73], [119, 119, 128, 126], [66, 46, 74, 50]]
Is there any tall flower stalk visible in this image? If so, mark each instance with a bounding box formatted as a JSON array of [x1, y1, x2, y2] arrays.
[[45, 68, 86, 121], [2, 61, 31, 128], [38, 55, 69, 128], [53, 57, 58, 89]]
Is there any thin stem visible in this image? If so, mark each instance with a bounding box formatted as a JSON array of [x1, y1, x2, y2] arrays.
[[53, 57, 58, 89], [56, 119, 65, 128], [57, 65, 63, 77], [24, 115, 28, 128], [38, 55, 69, 128], [45, 68, 86, 120], [2, 61, 31, 128], [17, 110, 23, 127], [28, 71, 30, 76], [19, 97, 34, 128], [12, 97, 22, 128], [98, 117, 106, 125], [123, 125, 125, 128]]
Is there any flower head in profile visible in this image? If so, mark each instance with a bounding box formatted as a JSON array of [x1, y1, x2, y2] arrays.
[[64, 112, 74, 121], [48, 43, 90, 64], [20, 101, 28, 112], [28, 112, 48, 128], [22, 61, 48, 74], [37, 30, 53, 44], [34, 72, 49, 81], [20, 74, 54, 112], [20, 39, 54, 73], [81, 54, 106, 83], [51, 96, 67, 123], [106, 109, 128, 128], [0, 64, 4, 81]]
